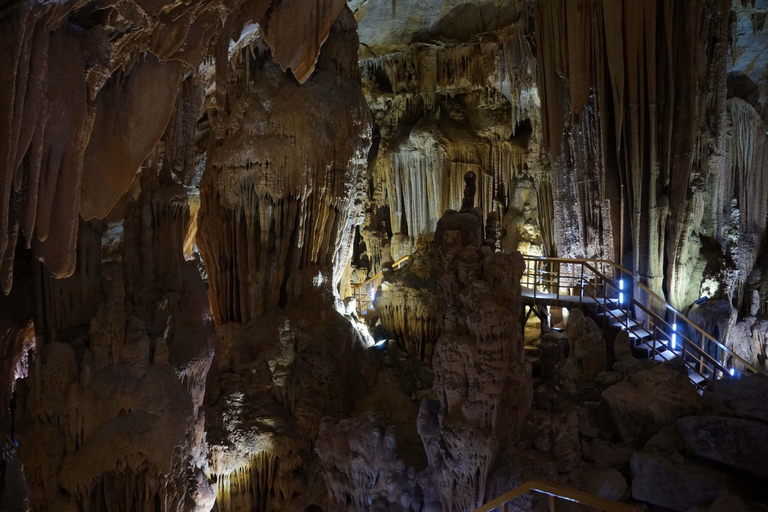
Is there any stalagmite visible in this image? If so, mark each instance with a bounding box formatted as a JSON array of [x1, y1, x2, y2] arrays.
[[417, 174, 532, 512]]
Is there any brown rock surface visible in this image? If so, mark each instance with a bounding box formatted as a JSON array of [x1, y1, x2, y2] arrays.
[[601, 362, 702, 446]]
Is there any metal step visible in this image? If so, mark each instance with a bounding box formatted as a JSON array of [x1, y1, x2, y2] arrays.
[[596, 308, 626, 319]]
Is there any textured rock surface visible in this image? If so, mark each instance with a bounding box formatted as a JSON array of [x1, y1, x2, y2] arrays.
[[601, 363, 702, 446], [418, 195, 532, 512], [16, 174, 215, 511], [0, 0, 354, 293], [562, 309, 605, 381], [678, 415, 768, 480], [3, 1, 768, 512], [374, 245, 440, 362], [316, 412, 421, 512], [630, 452, 732, 511], [704, 373, 768, 423]]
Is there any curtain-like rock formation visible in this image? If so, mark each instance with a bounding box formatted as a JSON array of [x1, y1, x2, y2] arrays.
[[197, 9, 378, 511], [355, 13, 546, 275], [0, 0, 359, 294], [374, 239, 440, 362]]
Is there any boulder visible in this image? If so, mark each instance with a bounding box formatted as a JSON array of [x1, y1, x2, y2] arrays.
[[704, 373, 768, 424], [678, 415, 768, 480], [585, 468, 627, 501], [643, 424, 683, 455], [709, 489, 751, 512], [630, 452, 730, 511], [580, 438, 633, 471], [562, 309, 605, 381], [552, 407, 580, 471], [601, 362, 702, 445]]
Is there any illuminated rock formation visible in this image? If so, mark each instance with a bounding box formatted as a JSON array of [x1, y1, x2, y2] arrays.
[[316, 413, 422, 512], [356, 11, 545, 268], [374, 237, 440, 362], [15, 173, 215, 511], [0, 0, 352, 293], [3, 1, 768, 511], [196, 11, 371, 325], [197, 8, 377, 511], [418, 180, 532, 512]]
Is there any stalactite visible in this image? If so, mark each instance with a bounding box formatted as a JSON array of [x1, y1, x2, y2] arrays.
[[721, 98, 768, 277], [198, 31, 371, 325], [213, 452, 278, 512], [0, 0, 364, 294], [374, 251, 440, 363]]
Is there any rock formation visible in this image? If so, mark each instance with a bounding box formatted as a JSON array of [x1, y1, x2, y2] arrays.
[[2, 1, 768, 512], [374, 237, 440, 362], [15, 171, 215, 511], [417, 180, 532, 512]]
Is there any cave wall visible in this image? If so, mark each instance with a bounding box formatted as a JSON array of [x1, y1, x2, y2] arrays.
[[2, 0, 768, 511]]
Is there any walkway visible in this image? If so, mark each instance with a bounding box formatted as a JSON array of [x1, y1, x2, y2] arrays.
[[520, 256, 758, 391]]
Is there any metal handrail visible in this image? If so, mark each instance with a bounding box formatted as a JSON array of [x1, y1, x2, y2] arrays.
[[521, 256, 758, 387], [579, 262, 737, 384], [472, 480, 642, 512], [635, 281, 755, 372]]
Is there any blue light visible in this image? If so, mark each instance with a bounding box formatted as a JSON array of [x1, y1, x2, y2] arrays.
[[619, 292, 624, 304], [374, 338, 387, 347], [730, 368, 735, 376], [619, 279, 625, 290], [671, 323, 678, 350], [370, 290, 376, 302]]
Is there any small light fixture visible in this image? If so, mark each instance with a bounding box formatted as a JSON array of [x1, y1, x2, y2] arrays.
[[672, 323, 677, 349], [730, 367, 735, 377], [374, 338, 387, 347], [618, 279, 625, 304]]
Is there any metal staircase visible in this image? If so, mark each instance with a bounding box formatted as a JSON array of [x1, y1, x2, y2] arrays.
[[520, 256, 759, 391]]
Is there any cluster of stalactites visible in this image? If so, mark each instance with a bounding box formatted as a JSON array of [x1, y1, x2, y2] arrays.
[[360, 19, 537, 132], [375, 280, 440, 363], [212, 452, 278, 512], [198, 11, 371, 325], [0, 0, 358, 295], [719, 98, 768, 277], [376, 138, 528, 243], [535, 0, 730, 307]]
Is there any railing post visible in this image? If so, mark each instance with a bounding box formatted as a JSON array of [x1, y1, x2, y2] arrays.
[[580, 264, 584, 306], [602, 277, 607, 332]]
